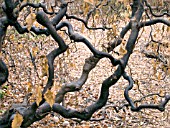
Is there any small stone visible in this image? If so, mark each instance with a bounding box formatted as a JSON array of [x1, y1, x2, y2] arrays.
[[52, 116, 59, 122], [62, 120, 70, 127]]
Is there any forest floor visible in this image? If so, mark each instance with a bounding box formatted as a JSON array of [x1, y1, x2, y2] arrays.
[[0, 19, 170, 128]]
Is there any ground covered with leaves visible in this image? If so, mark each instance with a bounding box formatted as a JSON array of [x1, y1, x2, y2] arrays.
[[0, 15, 170, 127]]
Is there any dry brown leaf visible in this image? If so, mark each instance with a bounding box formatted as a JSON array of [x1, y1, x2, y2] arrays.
[[26, 12, 36, 31], [84, 0, 94, 5], [35, 85, 42, 106], [41, 57, 49, 77], [69, 62, 76, 68], [112, 24, 117, 37], [167, 68, 170, 75], [119, 45, 127, 55], [27, 82, 32, 93], [157, 72, 162, 81], [159, 90, 164, 97], [83, 2, 90, 15], [44, 89, 55, 107], [12, 112, 23, 128], [32, 46, 39, 58], [66, 48, 70, 57], [81, 24, 85, 33]]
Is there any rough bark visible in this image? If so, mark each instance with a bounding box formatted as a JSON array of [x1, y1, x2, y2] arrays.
[[0, 0, 169, 127]]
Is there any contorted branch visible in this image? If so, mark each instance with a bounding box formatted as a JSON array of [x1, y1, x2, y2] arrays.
[[0, 0, 170, 127], [65, 0, 111, 30], [144, 0, 170, 17], [107, 23, 130, 52], [50, 11, 143, 120], [55, 56, 100, 103], [38, 0, 146, 122], [0, 59, 8, 86], [36, 11, 68, 94], [139, 18, 170, 27], [0, 8, 9, 86], [19, 2, 56, 15], [123, 72, 170, 112], [55, 21, 120, 66]]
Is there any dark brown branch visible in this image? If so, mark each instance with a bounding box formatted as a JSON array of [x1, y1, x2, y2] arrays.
[[142, 51, 167, 64], [144, 0, 170, 17], [0, 59, 9, 86], [65, 1, 111, 30], [107, 23, 130, 52], [123, 72, 170, 112], [55, 56, 99, 103], [0, 12, 9, 86], [55, 21, 120, 66], [139, 18, 170, 28], [35, 0, 145, 123], [36, 11, 68, 94], [19, 3, 55, 15], [0, 0, 169, 127]]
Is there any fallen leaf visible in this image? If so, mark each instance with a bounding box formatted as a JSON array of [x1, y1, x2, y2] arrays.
[[35, 85, 42, 106], [12, 112, 23, 128], [44, 89, 55, 107], [26, 12, 36, 31]]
